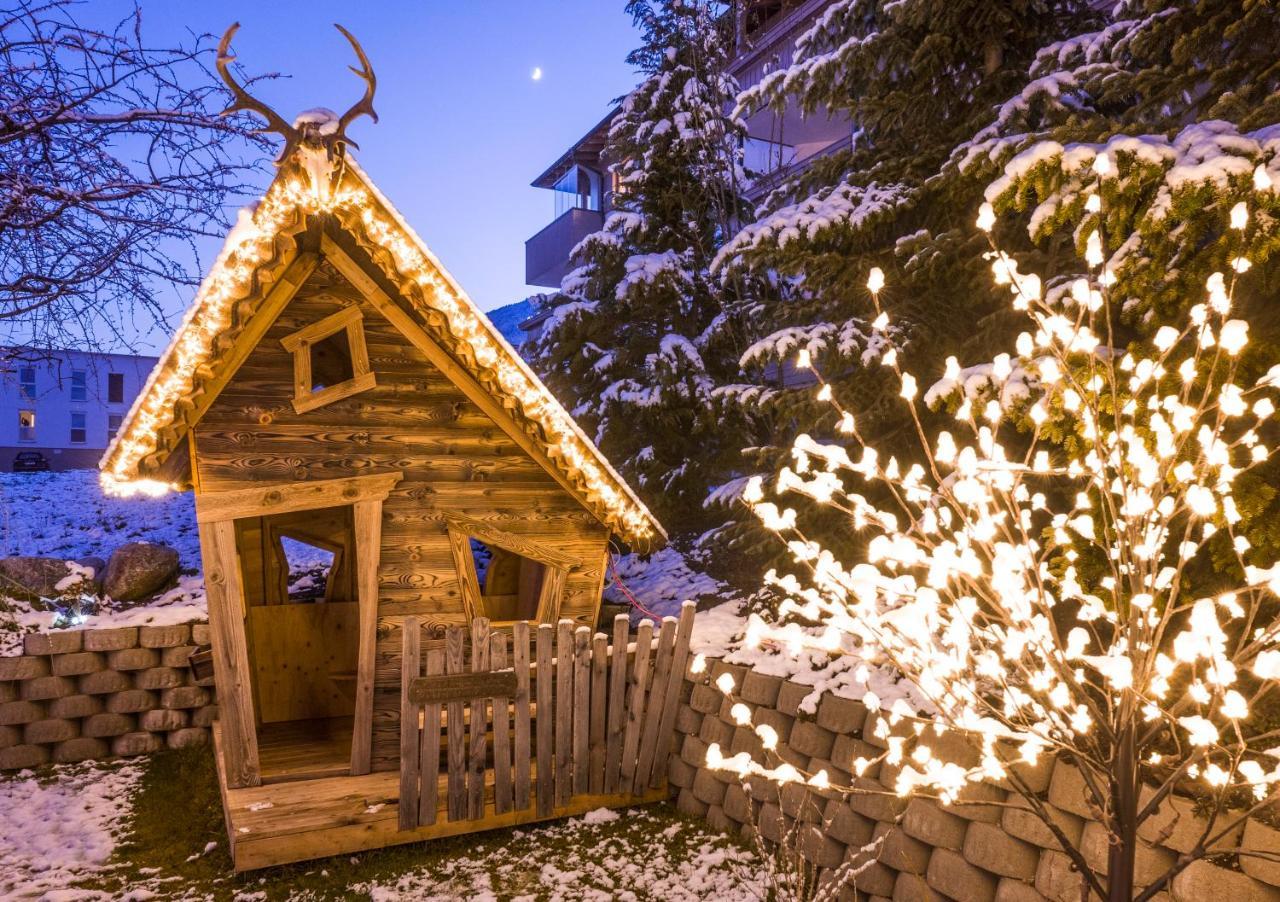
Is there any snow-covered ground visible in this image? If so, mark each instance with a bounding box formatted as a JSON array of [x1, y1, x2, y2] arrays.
[[0, 758, 762, 901], [0, 470, 201, 565], [355, 807, 761, 901], [0, 761, 144, 899], [603, 545, 730, 621]]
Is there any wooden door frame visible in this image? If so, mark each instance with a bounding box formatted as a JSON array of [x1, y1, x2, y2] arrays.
[[196, 471, 403, 787]]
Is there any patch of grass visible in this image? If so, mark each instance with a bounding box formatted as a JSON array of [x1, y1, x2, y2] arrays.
[[86, 748, 754, 900]]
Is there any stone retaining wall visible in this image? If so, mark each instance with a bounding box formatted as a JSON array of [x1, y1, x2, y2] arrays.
[[0, 622, 216, 770], [670, 658, 1280, 902]]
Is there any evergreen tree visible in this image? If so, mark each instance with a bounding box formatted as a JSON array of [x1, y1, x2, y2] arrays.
[[706, 0, 1096, 576], [531, 0, 752, 527], [949, 0, 1280, 572]]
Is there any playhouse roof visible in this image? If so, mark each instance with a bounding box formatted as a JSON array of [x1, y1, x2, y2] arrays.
[[100, 156, 666, 548]]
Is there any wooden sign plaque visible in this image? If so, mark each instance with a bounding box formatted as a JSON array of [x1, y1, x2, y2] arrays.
[[407, 671, 518, 705]]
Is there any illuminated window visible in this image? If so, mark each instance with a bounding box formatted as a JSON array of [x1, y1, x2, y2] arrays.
[[280, 306, 376, 414], [18, 410, 35, 442]]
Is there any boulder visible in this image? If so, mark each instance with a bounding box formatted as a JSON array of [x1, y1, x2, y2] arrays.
[[103, 543, 180, 601], [0, 556, 79, 599], [75, 556, 107, 592]]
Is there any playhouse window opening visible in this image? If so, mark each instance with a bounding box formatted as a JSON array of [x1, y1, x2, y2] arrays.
[[310, 331, 355, 391], [281, 536, 336, 603], [470, 537, 546, 622]]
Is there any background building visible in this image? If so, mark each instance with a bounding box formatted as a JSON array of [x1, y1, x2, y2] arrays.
[[524, 0, 850, 292], [0, 349, 157, 471]]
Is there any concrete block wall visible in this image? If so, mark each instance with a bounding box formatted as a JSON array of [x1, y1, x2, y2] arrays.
[[0, 622, 216, 769], [672, 658, 1280, 902]]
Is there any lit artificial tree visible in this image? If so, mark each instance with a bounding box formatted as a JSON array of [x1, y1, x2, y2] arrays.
[[705, 163, 1280, 901]]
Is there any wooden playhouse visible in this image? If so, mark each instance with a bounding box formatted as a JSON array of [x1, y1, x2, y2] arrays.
[[99, 26, 694, 871]]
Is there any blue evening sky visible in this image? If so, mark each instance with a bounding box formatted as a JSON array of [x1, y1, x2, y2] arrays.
[[94, 1, 639, 350]]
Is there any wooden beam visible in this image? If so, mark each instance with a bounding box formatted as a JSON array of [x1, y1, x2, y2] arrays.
[[290, 370, 377, 415], [535, 565, 567, 624], [201, 518, 261, 788], [279, 304, 364, 352], [443, 514, 580, 572], [196, 472, 402, 523], [351, 497, 384, 776], [153, 251, 319, 474], [446, 526, 482, 623], [318, 235, 615, 533]]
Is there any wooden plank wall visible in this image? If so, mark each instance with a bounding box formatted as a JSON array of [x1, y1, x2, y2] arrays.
[[193, 259, 610, 772]]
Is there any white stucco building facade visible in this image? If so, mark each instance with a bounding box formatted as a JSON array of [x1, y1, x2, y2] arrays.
[[0, 349, 157, 471]]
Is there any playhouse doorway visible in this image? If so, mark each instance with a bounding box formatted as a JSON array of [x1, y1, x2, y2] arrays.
[[234, 504, 362, 783]]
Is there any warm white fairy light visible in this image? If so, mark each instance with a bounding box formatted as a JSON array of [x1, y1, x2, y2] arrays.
[[100, 155, 662, 544], [706, 184, 1280, 842]]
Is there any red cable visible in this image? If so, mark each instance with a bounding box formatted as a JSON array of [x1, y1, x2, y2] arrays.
[[606, 549, 665, 622]]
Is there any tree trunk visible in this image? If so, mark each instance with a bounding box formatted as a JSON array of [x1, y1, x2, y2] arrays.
[[1108, 719, 1138, 901]]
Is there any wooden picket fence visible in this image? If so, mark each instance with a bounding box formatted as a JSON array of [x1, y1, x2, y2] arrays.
[[397, 600, 696, 831]]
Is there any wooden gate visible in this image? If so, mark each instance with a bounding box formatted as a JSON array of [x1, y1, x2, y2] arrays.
[[398, 601, 695, 831]]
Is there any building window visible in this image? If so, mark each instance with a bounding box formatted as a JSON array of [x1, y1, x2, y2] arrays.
[[107, 373, 124, 404], [70, 369, 87, 402], [553, 164, 601, 218], [18, 367, 35, 400], [279, 306, 376, 414], [18, 410, 35, 442], [70, 412, 86, 444], [108, 414, 122, 441]]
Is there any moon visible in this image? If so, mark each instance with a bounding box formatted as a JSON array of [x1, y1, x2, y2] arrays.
[[531, 66, 543, 81]]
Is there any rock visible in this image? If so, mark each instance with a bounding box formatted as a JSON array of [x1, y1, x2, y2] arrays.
[[0, 556, 79, 599], [75, 557, 107, 592], [103, 542, 180, 601]]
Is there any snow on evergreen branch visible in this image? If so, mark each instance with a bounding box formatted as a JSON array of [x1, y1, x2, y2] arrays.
[[713, 182, 911, 273]]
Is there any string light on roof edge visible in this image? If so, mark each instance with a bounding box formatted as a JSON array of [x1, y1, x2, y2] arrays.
[[101, 166, 659, 542]]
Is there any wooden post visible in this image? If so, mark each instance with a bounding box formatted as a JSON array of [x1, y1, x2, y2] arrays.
[[589, 632, 607, 794], [491, 632, 513, 815], [603, 614, 628, 794], [419, 648, 444, 826], [648, 601, 697, 788], [351, 497, 383, 776], [619, 620, 654, 794], [468, 618, 491, 820], [635, 616, 677, 794], [572, 626, 591, 796], [445, 626, 467, 822], [200, 519, 260, 788], [554, 620, 574, 808], [535, 565, 568, 625], [513, 621, 532, 812], [398, 617, 421, 831], [535, 623, 554, 817]]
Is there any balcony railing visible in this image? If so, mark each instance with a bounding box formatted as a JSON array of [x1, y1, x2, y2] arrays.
[[730, 0, 832, 94], [745, 131, 852, 202], [524, 207, 604, 289]]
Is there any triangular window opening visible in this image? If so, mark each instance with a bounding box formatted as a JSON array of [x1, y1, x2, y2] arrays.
[[281, 536, 337, 603], [469, 537, 546, 622], [310, 331, 355, 392]]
